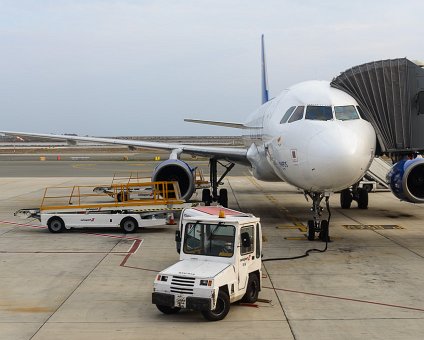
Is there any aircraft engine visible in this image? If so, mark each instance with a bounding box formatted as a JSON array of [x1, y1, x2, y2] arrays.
[[387, 158, 424, 203], [152, 159, 195, 201]]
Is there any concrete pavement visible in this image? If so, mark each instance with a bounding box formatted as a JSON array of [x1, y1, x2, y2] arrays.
[[0, 175, 424, 339]]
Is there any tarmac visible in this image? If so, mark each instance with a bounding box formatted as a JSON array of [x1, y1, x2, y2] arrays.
[[1, 160, 424, 339]]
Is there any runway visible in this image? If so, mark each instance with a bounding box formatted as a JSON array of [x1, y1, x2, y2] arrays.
[[0, 159, 249, 177], [1, 165, 424, 339]]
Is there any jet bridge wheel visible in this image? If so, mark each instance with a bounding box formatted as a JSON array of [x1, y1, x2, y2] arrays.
[[47, 216, 66, 233], [120, 217, 138, 233], [201, 290, 230, 321]]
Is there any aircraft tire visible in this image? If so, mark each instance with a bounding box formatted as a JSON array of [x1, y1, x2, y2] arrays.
[[319, 220, 330, 242], [202, 189, 212, 206], [357, 188, 368, 209], [340, 189, 352, 209], [307, 220, 315, 241], [218, 189, 228, 207]]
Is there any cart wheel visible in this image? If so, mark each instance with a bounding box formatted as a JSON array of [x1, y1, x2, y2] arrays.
[[47, 217, 66, 233], [117, 192, 128, 202], [120, 217, 138, 233]]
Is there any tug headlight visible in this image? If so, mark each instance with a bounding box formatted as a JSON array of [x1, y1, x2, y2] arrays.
[[200, 279, 213, 286], [156, 275, 168, 282]]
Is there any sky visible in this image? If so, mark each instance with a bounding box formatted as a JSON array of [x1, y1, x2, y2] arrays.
[[0, 0, 423, 136]]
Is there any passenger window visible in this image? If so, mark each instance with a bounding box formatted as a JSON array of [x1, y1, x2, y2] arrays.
[[240, 225, 254, 255], [287, 106, 304, 123], [305, 106, 333, 120], [280, 106, 296, 124], [335, 105, 359, 121]]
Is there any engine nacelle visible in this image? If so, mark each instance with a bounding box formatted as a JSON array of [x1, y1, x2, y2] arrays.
[[387, 158, 424, 203], [152, 159, 195, 201], [246, 143, 281, 181]]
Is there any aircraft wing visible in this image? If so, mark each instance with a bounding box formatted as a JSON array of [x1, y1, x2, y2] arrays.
[[0, 130, 249, 165]]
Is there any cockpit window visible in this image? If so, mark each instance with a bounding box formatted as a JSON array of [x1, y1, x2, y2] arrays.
[[335, 105, 360, 121], [287, 106, 304, 123], [305, 106, 333, 121], [356, 106, 364, 119], [280, 106, 296, 124]]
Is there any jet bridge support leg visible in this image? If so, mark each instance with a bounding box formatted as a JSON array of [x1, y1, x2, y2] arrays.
[[202, 158, 235, 207]]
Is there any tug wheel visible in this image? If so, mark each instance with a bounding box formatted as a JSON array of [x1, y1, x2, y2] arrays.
[[201, 290, 230, 321]]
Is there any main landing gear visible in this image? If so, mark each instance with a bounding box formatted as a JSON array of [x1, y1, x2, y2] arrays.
[[340, 183, 368, 209], [201, 158, 234, 208], [306, 192, 331, 242]]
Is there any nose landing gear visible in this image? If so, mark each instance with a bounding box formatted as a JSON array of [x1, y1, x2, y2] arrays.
[[306, 192, 331, 242]]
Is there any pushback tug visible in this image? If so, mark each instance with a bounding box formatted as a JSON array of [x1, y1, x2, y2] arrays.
[[153, 206, 262, 321]]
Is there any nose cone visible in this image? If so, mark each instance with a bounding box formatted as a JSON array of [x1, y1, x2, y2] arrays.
[[306, 121, 375, 191]]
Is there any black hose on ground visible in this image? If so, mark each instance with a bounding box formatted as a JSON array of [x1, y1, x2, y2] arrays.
[[262, 197, 331, 262]]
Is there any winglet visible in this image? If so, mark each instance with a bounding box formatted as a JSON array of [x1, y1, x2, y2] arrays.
[[261, 34, 269, 104]]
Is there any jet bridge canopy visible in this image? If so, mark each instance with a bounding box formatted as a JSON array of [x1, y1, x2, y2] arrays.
[[331, 58, 424, 154]]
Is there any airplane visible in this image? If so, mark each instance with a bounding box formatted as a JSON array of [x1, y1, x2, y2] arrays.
[[3, 36, 423, 242]]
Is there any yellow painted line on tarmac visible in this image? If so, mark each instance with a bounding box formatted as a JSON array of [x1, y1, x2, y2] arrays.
[[284, 235, 341, 241], [276, 223, 308, 233], [72, 164, 96, 169]]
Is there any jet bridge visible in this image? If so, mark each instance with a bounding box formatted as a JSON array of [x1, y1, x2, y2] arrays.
[[362, 157, 392, 191], [331, 58, 424, 156]]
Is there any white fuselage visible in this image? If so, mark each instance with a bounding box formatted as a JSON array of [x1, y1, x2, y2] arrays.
[[244, 80, 376, 192]]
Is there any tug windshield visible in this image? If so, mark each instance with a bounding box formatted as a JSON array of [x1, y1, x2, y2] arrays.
[[183, 223, 236, 257]]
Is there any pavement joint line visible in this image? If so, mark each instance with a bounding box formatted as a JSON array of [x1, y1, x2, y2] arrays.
[[373, 229, 424, 259], [246, 176, 303, 227], [29, 245, 114, 339], [226, 178, 243, 211], [0, 251, 132, 254], [262, 264, 296, 340], [263, 286, 424, 313], [0, 219, 164, 273], [336, 210, 424, 260]]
